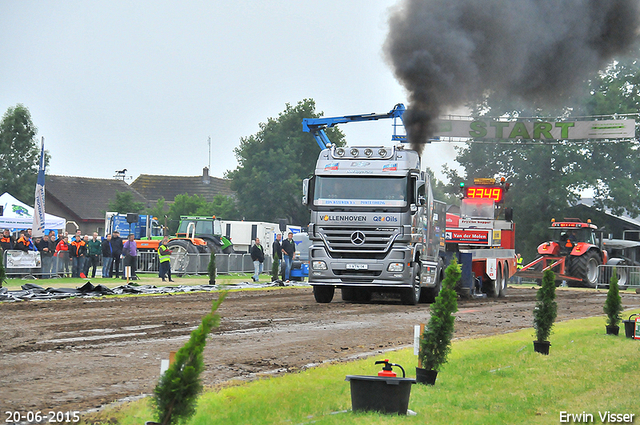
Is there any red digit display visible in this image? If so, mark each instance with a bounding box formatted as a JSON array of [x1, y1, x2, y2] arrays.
[[465, 186, 503, 202]]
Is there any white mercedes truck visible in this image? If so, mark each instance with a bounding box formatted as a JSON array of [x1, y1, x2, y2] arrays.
[[301, 105, 446, 304]]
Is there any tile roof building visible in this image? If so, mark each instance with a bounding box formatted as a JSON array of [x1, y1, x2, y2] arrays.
[[131, 167, 234, 204], [45, 175, 148, 235]]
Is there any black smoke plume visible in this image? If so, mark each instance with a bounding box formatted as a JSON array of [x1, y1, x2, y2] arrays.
[[384, 0, 640, 154]]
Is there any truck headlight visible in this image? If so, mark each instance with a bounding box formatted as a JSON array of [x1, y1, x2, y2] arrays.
[[312, 261, 327, 270], [387, 263, 404, 272]]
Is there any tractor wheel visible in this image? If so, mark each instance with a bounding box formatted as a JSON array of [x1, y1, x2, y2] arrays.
[[570, 251, 600, 288], [167, 239, 199, 275], [400, 263, 421, 305], [313, 285, 335, 303], [206, 241, 223, 254]]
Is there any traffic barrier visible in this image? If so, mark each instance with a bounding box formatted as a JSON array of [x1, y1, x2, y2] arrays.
[[597, 264, 640, 289], [2, 250, 272, 277]]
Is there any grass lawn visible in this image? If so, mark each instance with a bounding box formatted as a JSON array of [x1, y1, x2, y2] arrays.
[[83, 309, 640, 425]]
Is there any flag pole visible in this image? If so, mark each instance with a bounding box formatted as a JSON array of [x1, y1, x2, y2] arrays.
[[32, 137, 46, 238]]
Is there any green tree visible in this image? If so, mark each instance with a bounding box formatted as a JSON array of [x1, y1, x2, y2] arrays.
[[107, 191, 145, 214], [210, 194, 241, 220], [163, 193, 210, 234], [582, 59, 640, 217], [0, 104, 46, 203], [226, 99, 345, 225], [153, 193, 241, 235], [449, 58, 640, 259]]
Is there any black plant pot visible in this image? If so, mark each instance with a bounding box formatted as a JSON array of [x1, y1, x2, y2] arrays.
[[533, 340, 550, 355], [345, 375, 416, 415], [606, 325, 620, 335], [415, 367, 438, 385]]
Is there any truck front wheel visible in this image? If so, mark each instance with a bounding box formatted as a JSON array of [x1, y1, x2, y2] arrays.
[[401, 263, 421, 305], [313, 285, 335, 303]]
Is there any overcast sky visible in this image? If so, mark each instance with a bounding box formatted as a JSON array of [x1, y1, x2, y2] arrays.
[[1, 0, 458, 182]]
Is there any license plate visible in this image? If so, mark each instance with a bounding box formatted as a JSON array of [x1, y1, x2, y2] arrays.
[[346, 264, 368, 270]]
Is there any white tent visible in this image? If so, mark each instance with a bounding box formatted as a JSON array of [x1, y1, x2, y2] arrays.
[[0, 192, 66, 231]]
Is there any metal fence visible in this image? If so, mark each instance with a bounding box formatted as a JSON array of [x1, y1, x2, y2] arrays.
[[2, 250, 269, 278], [597, 264, 640, 289]]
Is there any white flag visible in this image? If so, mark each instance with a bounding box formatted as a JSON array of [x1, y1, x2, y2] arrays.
[[32, 137, 46, 238]]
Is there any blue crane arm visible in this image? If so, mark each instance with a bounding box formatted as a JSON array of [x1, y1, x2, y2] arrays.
[[302, 103, 406, 149]]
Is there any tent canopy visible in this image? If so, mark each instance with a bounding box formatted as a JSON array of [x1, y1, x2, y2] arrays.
[[0, 192, 66, 231]]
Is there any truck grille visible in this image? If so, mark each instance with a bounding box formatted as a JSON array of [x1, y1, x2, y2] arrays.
[[318, 226, 399, 258]]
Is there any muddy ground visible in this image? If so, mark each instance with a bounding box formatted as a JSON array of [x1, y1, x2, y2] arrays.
[[1, 286, 639, 416]]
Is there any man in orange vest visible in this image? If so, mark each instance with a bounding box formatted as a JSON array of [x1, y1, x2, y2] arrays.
[[70, 235, 87, 278]]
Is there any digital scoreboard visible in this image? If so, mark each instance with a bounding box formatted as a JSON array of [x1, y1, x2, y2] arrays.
[[465, 186, 504, 202]]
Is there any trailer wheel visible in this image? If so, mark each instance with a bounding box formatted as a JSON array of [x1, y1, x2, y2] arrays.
[[571, 251, 600, 288], [401, 263, 421, 305], [498, 264, 507, 297], [313, 285, 335, 303], [486, 267, 501, 298]]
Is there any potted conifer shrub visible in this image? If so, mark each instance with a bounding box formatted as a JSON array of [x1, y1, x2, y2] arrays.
[[149, 292, 227, 425], [207, 250, 216, 285], [604, 268, 623, 335], [533, 269, 557, 355], [416, 256, 459, 385]]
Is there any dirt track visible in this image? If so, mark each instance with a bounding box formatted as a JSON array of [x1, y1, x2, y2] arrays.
[[1, 286, 639, 415]]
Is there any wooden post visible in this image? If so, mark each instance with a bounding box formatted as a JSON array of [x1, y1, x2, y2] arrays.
[[169, 351, 177, 365], [417, 323, 425, 368]]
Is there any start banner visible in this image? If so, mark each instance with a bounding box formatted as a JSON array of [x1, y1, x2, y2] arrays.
[[433, 119, 635, 140]]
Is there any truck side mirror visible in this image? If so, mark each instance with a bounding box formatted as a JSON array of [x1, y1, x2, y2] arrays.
[[302, 178, 309, 205], [415, 179, 426, 206]]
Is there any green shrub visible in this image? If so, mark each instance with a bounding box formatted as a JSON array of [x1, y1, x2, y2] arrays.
[[533, 269, 557, 342], [271, 255, 280, 282], [0, 251, 6, 287], [207, 250, 216, 285], [151, 292, 227, 425], [604, 268, 623, 327], [419, 256, 460, 371]]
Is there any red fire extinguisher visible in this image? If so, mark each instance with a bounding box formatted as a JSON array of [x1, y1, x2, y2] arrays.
[[375, 359, 406, 378]]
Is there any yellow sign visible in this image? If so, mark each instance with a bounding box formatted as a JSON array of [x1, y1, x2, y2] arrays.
[[492, 230, 502, 246], [473, 178, 496, 185]]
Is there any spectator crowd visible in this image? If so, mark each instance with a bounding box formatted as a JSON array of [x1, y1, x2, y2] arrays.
[[1, 228, 128, 279]]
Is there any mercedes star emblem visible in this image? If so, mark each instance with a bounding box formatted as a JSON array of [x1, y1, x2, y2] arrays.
[[350, 231, 365, 246]]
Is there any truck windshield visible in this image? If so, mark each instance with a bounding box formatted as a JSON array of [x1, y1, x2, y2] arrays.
[[313, 176, 407, 207], [460, 198, 495, 219], [177, 219, 222, 235]]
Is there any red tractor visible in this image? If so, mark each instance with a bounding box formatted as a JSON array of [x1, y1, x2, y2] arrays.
[[533, 218, 607, 287]]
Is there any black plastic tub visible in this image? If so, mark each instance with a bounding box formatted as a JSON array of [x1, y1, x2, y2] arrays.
[[345, 375, 416, 415], [623, 314, 638, 338]]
